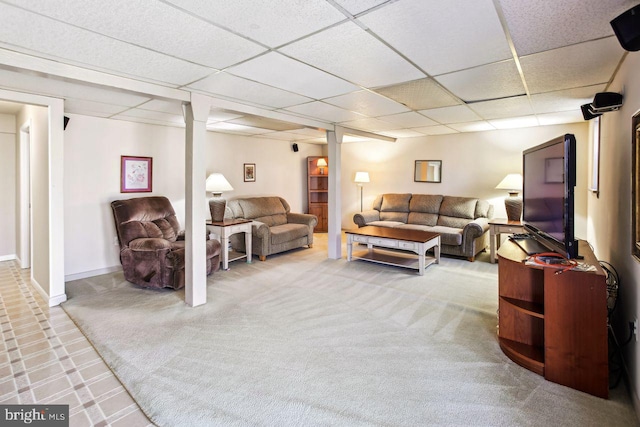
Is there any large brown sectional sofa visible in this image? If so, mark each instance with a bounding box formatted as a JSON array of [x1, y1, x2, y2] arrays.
[[353, 193, 494, 261]]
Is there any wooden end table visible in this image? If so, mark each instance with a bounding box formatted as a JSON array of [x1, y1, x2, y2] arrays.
[[489, 219, 525, 264], [206, 219, 252, 270]]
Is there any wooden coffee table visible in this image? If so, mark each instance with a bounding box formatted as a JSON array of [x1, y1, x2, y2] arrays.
[[346, 226, 441, 275]]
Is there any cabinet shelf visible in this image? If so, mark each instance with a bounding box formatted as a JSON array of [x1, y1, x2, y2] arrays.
[[500, 296, 544, 318], [308, 156, 328, 232], [499, 337, 544, 375]]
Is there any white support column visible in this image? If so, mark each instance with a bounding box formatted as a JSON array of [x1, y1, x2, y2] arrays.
[[184, 93, 210, 307], [326, 129, 343, 259]]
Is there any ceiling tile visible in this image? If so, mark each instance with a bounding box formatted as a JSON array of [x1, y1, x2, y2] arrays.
[[165, 0, 346, 48], [227, 52, 359, 99], [137, 99, 184, 115], [188, 72, 312, 108], [359, 0, 511, 75], [448, 121, 496, 133], [530, 84, 606, 114], [64, 99, 129, 116], [340, 118, 403, 132], [537, 110, 585, 126], [284, 102, 365, 123], [287, 128, 328, 137], [114, 109, 185, 125], [279, 21, 424, 87], [378, 112, 438, 127], [498, 0, 637, 55], [259, 131, 312, 141], [488, 116, 539, 129], [468, 96, 534, 120], [111, 115, 184, 128], [0, 3, 213, 86], [334, 0, 389, 15], [520, 37, 624, 94], [323, 90, 409, 117], [419, 105, 482, 124], [207, 110, 244, 123], [379, 129, 426, 138], [435, 60, 525, 102], [412, 125, 459, 135], [4, 0, 266, 70], [373, 78, 461, 110]]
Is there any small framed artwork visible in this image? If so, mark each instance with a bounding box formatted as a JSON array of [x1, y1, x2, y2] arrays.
[[121, 156, 152, 193], [244, 163, 256, 182]]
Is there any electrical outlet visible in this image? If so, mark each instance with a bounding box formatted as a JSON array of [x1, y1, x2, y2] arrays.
[[635, 318, 638, 342]]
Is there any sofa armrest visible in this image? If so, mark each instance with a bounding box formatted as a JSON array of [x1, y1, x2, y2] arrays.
[[287, 212, 318, 228], [128, 238, 173, 251], [462, 218, 490, 240], [353, 210, 380, 227], [251, 221, 270, 239]]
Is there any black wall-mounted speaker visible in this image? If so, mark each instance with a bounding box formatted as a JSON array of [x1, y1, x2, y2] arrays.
[[292, 143, 299, 152], [611, 4, 640, 51], [581, 104, 601, 121], [63, 116, 70, 130]]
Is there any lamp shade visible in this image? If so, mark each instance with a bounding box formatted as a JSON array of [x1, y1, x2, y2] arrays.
[[206, 173, 234, 194], [495, 174, 523, 192], [317, 158, 327, 167], [354, 171, 370, 183]]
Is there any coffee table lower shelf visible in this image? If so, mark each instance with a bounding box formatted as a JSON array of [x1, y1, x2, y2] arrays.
[[350, 248, 438, 273]]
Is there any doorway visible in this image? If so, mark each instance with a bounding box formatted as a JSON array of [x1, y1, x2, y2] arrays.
[[19, 120, 31, 269]]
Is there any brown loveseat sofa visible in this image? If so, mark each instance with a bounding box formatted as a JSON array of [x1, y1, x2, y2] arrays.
[[353, 193, 493, 261], [111, 196, 221, 289], [225, 196, 318, 261]]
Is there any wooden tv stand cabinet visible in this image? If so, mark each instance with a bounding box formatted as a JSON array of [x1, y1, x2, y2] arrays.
[[497, 239, 608, 398]]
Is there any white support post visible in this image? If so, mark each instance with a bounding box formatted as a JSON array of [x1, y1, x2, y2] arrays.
[[184, 93, 210, 307], [326, 129, 343, 259]]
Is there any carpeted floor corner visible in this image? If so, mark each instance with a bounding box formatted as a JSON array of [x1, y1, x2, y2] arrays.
[[62, 236, 639, 426]]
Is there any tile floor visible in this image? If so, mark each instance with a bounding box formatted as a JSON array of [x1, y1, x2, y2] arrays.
[[0, 260, 154, 426]]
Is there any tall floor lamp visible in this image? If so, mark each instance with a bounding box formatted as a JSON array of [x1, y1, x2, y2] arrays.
[[354, 171, 370, 212], [495, 173, 523, 221]]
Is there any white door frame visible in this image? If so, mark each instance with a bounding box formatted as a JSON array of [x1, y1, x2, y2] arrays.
[[18, 119, 31, 269]]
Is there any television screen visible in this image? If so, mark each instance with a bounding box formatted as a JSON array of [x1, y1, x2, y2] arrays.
[[522, 134, 578, 258]]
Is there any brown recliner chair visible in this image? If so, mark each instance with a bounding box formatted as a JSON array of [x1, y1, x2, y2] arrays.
[[111, 196, 221, 290]]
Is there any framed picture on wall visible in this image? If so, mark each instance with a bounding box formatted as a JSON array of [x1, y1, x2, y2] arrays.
[[121, 156, 152, 193], [244, 163, 256, 182]]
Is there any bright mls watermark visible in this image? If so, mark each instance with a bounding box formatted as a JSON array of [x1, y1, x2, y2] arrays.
[[1, 405, 68, 426]]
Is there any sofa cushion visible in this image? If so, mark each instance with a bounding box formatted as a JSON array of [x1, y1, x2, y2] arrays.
[[238, 197, 287, 226], [396, 224, 463, 246], [439, 196, 477, 219], [407, 212, 439, 226], [409, 194, 443, 214], [475, 199, 492, 218], [380, 193, 411, 212], [270, 223, 309, 245], [367, 220, 405, 228], [380, 211, 409, 223]]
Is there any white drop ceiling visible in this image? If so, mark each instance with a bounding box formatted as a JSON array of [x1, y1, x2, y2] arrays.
[[0, 0, 635, 142]]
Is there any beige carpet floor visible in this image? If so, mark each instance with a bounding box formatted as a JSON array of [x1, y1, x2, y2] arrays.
[[62, 235, 638, 426]]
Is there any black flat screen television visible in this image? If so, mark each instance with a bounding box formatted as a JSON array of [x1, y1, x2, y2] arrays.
[[522, 134, 578, 259]]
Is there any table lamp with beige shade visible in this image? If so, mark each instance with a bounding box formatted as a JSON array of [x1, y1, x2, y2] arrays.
[[495, 173, 523, 221], [206, 173, 234, 222]]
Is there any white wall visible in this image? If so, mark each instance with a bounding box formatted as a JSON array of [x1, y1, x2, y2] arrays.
[[587, 50, 640, 415], [62, 114, 323, 278], [0, 113, 16, 260], [340, 122, 590, 233]]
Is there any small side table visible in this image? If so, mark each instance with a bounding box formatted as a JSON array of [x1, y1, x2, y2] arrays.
[[206, 219, 253, 270], [489, 219, 525, 264]]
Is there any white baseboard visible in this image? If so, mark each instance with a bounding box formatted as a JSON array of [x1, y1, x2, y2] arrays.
[[65, 265, 122, 282], [0, 254, 17, 262]]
